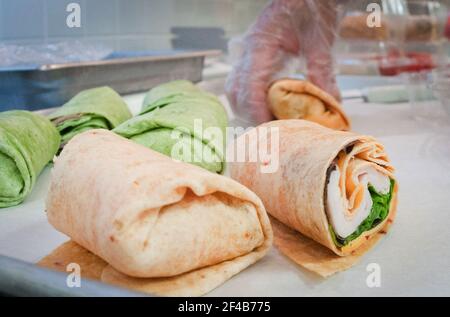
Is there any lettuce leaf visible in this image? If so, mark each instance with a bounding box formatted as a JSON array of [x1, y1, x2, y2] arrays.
[[330, 179, 395, 247]]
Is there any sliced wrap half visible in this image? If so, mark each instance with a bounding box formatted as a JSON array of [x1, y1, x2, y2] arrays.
[[49, 86, 132, 145], [268, 79, 350, 131], [229, 120, 397, 277], [41, 129, 272, 296], [0, 110, 60, 208], [114, 80, 228, 174]]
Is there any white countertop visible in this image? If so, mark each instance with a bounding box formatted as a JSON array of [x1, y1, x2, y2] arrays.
[[1, 86, 449, 296]]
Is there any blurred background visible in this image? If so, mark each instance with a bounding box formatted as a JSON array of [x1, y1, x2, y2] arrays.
[[0, 0, 267, 52], [1, 0, 450, 119], [1, 0, 449, 58]]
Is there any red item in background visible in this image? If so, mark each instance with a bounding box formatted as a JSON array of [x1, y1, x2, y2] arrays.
[[445, 14, 450, 40], [378, 51, 435, 76]]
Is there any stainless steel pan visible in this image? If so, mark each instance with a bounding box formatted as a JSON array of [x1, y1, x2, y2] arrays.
[[0, 50, 221, 111]]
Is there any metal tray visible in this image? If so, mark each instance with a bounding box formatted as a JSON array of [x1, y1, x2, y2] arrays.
[[0, 255, 146, 297], [0, 50, 220, 111]]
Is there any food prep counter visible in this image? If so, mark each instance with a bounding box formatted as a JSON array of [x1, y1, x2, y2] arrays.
[[1, 75, 449, 296]]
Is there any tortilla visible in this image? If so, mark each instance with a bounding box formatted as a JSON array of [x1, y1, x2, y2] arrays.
[[38, 240, 107, 280], [38, 239, 265, 297], [42, 129, 272, 296], [0, 110, 60, 208], [229, 120, 398, 276], [49, 86, 132, 145], [114, 80, 228, 173], [267, 79, 350, 131]]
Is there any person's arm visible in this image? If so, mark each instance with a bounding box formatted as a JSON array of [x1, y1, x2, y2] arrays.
[[226, 0, 344, 124]]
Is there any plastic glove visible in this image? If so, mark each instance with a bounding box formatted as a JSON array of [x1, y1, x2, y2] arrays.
[[226, 0, 342, 124]]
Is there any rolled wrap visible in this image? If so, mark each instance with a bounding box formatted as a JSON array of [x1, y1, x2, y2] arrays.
[[49, 86, 132, 145], [230, 120, 397, 276], [268, 79, 350, 131], [0, 110, 60, 208], [42, 129, 272, 296], [114, 80, 228, 174]]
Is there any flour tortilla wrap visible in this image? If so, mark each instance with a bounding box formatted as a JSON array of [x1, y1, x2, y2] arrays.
[[49, 86, 132, 145], [42, 129, 272, 296], [38, 240, 266, 297], [114, 80, 228, 174], [0, 110, 60, 208], [268, 79, 350, 131], [229, 120, 397, 277]]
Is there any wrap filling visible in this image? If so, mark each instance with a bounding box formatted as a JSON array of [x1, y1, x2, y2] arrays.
[[325, 141, 395, 247]]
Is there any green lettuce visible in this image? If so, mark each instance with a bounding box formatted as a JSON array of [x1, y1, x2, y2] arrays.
[[330, 179, 395, 247]]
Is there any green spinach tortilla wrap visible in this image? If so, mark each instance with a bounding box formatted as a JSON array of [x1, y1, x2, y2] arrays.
[[49, 86, 132, 145], [114, 80, 228, 174], [0, 110, 60, 208]]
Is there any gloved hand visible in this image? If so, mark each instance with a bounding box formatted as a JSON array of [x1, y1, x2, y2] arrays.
[[226, 0, 342, 124]]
